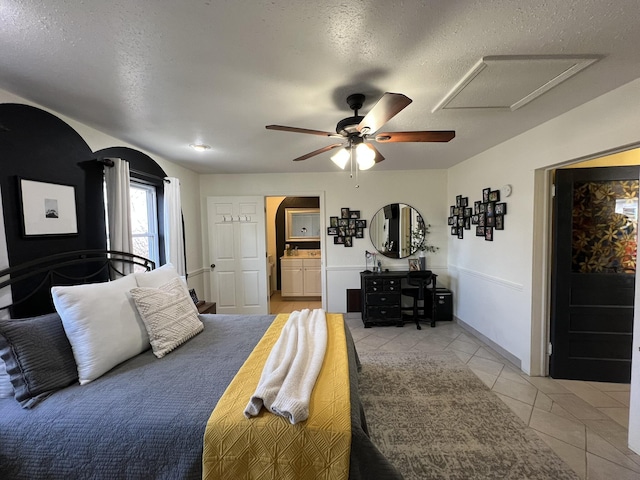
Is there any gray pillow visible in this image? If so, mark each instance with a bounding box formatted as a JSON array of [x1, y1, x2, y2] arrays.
[[0, 312, 78, 408], [0, 359, 13, 398]]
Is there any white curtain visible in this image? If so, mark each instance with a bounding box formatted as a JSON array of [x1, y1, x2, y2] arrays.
[[0, 185, 11, 319], [104, 158, 133, 275], [163, 177, 186, 276]]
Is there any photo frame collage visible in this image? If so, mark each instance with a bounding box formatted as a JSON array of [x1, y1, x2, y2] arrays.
[[327, 208, 366, 247], [448, 188, 507, 241]]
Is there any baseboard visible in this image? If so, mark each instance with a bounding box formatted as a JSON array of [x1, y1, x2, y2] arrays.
[[455, 316, 522, 370]]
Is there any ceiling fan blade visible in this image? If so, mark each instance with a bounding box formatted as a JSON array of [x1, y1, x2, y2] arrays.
[[266, 125, 341, 138], [357, 92, 412, 134], [374, 131, 456, 143], [293, 143, 345, 162], [370, 145, 385, 164]]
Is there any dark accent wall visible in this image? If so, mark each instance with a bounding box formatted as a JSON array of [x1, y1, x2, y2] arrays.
[[0, 104, 167, 316], [275, 196, 319, 290]]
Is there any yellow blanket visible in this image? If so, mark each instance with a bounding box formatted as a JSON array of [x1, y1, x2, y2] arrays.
[[202, 313, 351, 480]]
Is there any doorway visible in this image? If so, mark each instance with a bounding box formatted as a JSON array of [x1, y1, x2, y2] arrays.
[[550, 166, 638, 382], [266, 195, 324, 314]]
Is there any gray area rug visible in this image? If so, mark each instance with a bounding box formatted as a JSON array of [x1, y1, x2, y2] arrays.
[[358, 351, 581, 480]]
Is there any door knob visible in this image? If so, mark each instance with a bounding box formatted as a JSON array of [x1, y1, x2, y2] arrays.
[[210, 264, 216, 269]]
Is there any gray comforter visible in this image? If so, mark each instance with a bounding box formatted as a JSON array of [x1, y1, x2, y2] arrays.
[[0, 314, 402, 480]]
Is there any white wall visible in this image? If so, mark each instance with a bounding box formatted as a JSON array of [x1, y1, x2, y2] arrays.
[[0, 89, 205, 295], [447, 77, 640, 452], [199, 169, 449, 313]]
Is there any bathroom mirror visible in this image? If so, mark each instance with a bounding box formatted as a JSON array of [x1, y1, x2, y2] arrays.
[[369, 203, 425, 258], [285, 208, 321, 242]]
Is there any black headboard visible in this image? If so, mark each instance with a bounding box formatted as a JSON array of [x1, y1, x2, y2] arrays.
[[0, 250, 155, 318]]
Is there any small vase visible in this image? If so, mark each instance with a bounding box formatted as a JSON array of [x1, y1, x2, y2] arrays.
[[418, 251, 426, 270]]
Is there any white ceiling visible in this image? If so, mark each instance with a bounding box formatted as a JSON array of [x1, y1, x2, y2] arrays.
[[1, 0, 640, 174]]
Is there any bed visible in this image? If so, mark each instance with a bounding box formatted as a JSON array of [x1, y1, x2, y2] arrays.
[[0, 250, 402, 480]]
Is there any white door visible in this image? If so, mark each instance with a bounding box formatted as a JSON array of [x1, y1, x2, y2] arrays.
[[207, 196, 268, 314]]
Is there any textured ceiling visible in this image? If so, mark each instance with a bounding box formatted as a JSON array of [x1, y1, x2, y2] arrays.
[[1, 0, 640, 174]]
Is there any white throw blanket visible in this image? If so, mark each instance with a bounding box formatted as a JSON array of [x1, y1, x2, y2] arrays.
[[244, 309, 328, 424]]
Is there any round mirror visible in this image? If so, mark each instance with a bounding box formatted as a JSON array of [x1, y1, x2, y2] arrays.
[[369, 203, 426, 259]]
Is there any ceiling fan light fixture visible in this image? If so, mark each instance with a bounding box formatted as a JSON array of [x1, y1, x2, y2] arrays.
[[355, 143, 375, 170], [190, 143, 211, 152], [330, 148, 350, 169]]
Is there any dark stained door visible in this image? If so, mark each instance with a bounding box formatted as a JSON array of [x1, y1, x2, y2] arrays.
[[550, 166, 638, 382]]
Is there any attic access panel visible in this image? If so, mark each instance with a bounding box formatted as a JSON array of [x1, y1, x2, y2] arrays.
[[432, 55, 601, 112]]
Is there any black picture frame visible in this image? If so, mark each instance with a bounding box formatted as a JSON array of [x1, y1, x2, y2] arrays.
[[486, 215, 495, 227], [189, 288, 199, 304], [355, 228, 364, 238], [451, 226, 457, 235], [456, 195, 462, 207], [448, 216, 455, 225], [349, 210, 360, 219], [461, 197, 469, 207], [329, 216, 339, 227], [464, 207, 472, 218], [489, 190, 500, 202], [327, 227, 338, 235], [344, 236, 353, 247], [495, 215, 504, 230], [341, 208, 350, 219], [482, 188, 490, 203], [464, 217, 471, 230], [334, 236, 344, 244], [486, 202, 495, 217], [476, 226, 485, 236], [471, 214, 479, 225], [348, 219, 356, 228], [338, 218, 348, 227], [485, 226, 494, 241], [457, 228, 464, 239], [495, 203, 507, 215], [450, 205, 455, 216], [355, 219, 366, 228], [474, 201, 481, 214], [478, 213, 486, 226]]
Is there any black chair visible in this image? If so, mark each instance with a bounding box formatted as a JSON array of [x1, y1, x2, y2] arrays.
[[401, 270, 437, 329]]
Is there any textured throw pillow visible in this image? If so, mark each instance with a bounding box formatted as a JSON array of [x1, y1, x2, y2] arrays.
[[0, 313, 78, 408], [134, 263, 198, 314], [51, 274, 149, 385], [0, 359, 14, 398], [130, 277, 204, 358]]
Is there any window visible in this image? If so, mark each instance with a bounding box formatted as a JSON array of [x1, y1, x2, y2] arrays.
[[129, 182, 160, 265]]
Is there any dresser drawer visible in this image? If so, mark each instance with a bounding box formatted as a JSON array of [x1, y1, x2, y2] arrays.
[[365, 279, 384, 291], [366, 305, 401, 320], [366, 292, 400, 306]]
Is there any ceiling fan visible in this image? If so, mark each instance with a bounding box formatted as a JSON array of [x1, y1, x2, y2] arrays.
[[266, 92, 455, 169]]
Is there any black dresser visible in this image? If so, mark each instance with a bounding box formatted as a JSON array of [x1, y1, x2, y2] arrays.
[[360, 270, 439, 328], [360, 271, 405, 327]]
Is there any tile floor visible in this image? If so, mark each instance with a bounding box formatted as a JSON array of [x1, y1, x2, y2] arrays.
[[270, 294, 640, 480]]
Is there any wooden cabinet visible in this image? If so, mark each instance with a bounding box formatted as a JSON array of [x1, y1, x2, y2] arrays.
[[281, 257, 321, 297], [281, 258, 304, 296], [360, 271, 404, 327], [197, 301, 217, 314]]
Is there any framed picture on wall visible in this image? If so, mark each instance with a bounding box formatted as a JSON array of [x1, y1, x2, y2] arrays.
[[341, 208, 350, 219], [329, 216, 339, 227], [19, 178, 78, 237]]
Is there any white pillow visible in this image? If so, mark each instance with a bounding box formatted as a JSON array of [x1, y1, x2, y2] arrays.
[[51, 274, 149, 385], [134, 264, 198, 314], [130, 278, 204, 358]]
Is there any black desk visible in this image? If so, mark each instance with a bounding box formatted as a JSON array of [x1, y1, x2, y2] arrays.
[[360, 270, 437, 328]]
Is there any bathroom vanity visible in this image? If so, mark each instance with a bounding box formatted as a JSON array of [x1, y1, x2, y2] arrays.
[[280, 251, 321, 297]]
